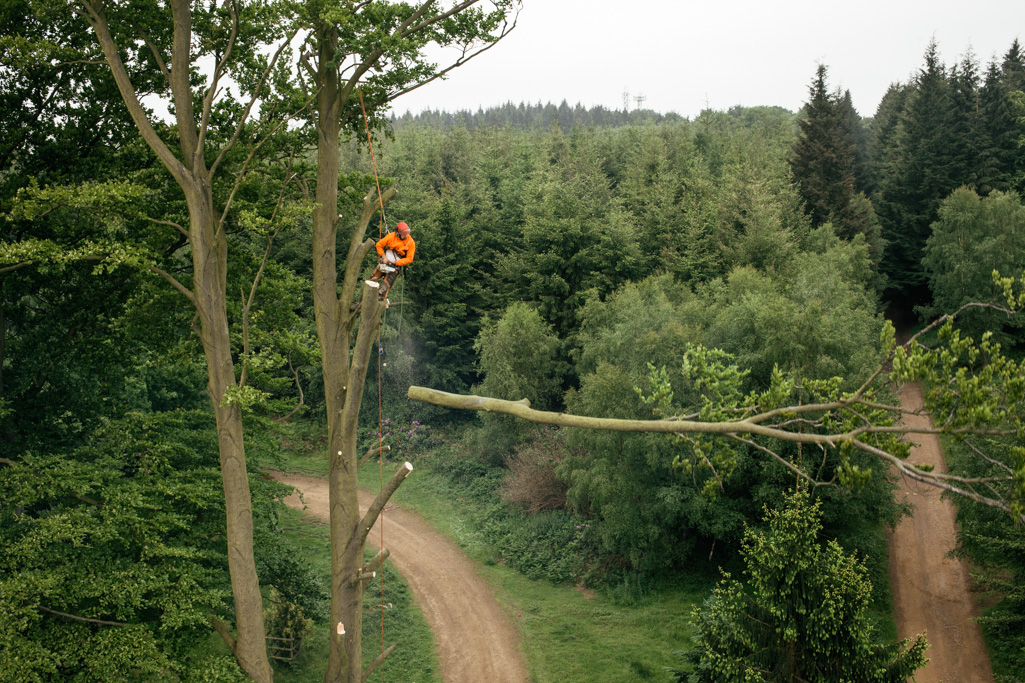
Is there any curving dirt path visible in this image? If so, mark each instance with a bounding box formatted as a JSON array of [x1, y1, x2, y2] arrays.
[[269, 472, 529, 683], [887, 382, 993, 682]]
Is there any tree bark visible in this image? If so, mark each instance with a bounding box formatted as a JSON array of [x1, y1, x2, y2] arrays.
[[186, 184, 273, 683]]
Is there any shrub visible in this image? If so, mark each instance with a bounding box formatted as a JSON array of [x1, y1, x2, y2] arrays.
[[499, 428, 569, 514]]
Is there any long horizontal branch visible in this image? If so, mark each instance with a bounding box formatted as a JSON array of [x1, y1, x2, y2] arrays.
[[408, 387, 849, 445], [408, 386, 1019, 519]]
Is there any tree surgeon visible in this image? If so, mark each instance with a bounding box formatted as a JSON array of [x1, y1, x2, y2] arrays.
[[369, 221, 415, 302]]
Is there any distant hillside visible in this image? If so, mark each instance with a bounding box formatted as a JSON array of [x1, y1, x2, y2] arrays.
[[390, 100, 690, 133]]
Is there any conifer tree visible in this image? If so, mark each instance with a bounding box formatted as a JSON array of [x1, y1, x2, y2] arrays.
[[1001, 39, 1025, 92], [948, 52, 987, 190], [876, 41, 959, 300], [841, 90, 872, 195], [979, 60, 1019, 193], [790, 65, 859, 238]]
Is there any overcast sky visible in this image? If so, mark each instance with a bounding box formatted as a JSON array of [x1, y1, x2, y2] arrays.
[[394, 1, 1025, 119]]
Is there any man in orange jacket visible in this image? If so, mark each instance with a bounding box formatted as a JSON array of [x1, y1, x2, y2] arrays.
[[369, 221, 415, 301]]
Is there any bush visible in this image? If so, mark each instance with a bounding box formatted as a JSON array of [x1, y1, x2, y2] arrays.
[[264, 589, 313, 666], [497, 512, 594, 584], [499, 428, 569, 513]]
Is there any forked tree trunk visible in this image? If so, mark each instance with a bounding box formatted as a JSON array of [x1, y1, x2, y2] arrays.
[[186, 185, 273, 683]]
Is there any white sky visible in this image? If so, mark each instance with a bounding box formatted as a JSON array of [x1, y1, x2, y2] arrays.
[[394, 1, 1025, 119]]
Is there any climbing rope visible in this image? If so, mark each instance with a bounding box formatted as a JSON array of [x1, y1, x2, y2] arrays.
[[357, 84, 388, 681]]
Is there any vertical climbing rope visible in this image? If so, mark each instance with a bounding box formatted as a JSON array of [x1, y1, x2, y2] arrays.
[[357, 84, 387, 681]]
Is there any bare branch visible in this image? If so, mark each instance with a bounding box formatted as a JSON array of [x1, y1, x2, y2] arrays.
[[387, 2, 519, 101], [281, 353, 306, 421], [210, 617, 237, 654], [143, 264, 195, 304], [139, 32, 171, 82], [962, 439, 1014, 474], [79, 0, 186, 182], [361, 644, 397, 683], [852, 438, 1022, 523], [725, 434, 823, 488], [210, 27, 300, 177], [359, 462, 413, 544], [905, 301, 1016, 348], [38, 605, 128, 627], [358, 443, 390, 467], [0, 261, 37, 274], [198, 0, 240, 157], [146, 217, 189, 239], [215, 96, 315, 234]]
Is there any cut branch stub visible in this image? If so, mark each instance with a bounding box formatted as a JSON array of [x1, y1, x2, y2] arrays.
[[359, 462, 412, 543]]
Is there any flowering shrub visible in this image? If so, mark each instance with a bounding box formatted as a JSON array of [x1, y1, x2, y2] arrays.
[[359, 419, 443, 461]]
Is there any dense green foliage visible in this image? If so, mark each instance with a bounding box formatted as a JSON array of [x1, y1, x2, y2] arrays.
[[946, 435, 1025, 681], [676, 491, 927, 682], [872, 40, 1025, 301], [923, 187, 1025, 338], [0, 411, 325, 681], [3, 5, 1025, 674]]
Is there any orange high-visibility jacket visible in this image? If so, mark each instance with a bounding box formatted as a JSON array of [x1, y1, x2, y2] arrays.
[[376, 231, 416, 266]]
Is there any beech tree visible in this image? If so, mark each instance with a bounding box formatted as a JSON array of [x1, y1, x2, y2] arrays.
[[289, 3, 517, 681], [2, 1, 316, 679]]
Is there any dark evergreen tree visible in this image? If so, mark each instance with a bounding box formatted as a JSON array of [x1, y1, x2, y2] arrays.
[[1001, 38, 1025, 92], [948, 52, 988, 191], [865, 83, 909, 198], [979, 60, 1019, 193], [789, 65, 861, 239], [841, 90, 872, 195], [876, 41, 959, 301]]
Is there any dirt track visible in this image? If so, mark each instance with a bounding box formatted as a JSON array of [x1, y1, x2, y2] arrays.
[[888, 382, 993, 682], [270, 472, 529, 683]]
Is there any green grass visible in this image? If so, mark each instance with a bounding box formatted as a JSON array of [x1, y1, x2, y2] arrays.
[[479, 565, 703, 682], [353, 454, 709, 682], [267, 432, 911, 682]]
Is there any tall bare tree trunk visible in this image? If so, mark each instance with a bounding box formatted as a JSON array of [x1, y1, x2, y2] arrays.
[[187, 184, 273, 683], [312, 24, 401, 682]]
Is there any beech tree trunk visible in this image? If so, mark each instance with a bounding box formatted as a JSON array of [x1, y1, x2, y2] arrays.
[[311, 24, 406, 682], [186, 184, 272, 682]]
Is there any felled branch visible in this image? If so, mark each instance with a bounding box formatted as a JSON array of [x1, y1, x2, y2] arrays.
[[407, 386, 1020, 521], [361, 644, 397, 683]]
